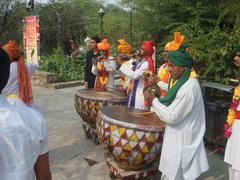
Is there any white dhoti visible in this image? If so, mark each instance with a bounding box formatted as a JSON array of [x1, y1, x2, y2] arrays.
[[161, 167, 196, 180], [229, 166, 240, 180]]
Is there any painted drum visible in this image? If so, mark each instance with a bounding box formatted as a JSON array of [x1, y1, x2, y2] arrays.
[[75, 89, 127, 128], [97, 106, 165, 171]]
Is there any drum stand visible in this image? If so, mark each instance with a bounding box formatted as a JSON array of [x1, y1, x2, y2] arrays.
[[83, 123, 99, 145], [106, 157, 159, 180]]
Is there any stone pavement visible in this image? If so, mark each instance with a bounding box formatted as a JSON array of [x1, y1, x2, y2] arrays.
[[33, 86, 228, 180]]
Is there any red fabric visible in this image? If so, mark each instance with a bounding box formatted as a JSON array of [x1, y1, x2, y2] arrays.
[[142, 41, 155, 74], [18, 57, 33, 105], [142, 41, 155, 106], [236, 111, 240, 119]]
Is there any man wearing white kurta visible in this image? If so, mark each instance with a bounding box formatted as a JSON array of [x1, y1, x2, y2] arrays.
[[91, 56, 116, 90], [0, 48, 51, 180], [118, 41, 155, 110], [144, 45, 209, 180], [224, 45, 240, 180], [119, 58, 149, 109]]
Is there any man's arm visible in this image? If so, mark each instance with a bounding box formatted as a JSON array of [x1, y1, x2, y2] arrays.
[[34, 152, 52, 180], [151, 88, 194, 125], [119, 61, 149, 80]]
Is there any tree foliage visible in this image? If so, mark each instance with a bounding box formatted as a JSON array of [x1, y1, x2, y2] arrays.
[[0, 0, 239, 80]]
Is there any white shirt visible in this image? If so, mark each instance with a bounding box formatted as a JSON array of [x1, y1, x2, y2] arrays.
[[119, 59, 149, 110], [2, 62, 38, 97], [0, 96, 48, 180], [91, 56, 116, 90], [151, 78, 209, 179]]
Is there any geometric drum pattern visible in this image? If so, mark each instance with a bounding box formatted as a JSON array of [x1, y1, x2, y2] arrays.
[[75, 96, 109, 128], [96, 113, 164, 171], [75, 92, 127, 128]]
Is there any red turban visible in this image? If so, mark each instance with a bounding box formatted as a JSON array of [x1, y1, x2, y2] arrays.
[[142, 40, 155, 73]]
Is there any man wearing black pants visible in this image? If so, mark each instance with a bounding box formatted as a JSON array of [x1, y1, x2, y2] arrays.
[[84, 36, 101, 88]]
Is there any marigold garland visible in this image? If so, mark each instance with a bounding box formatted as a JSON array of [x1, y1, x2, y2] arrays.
[[97, 62, 108, 86], [224, 85, 240, 137]]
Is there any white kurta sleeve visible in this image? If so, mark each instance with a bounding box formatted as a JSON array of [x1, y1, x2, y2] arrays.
[[151, 89, 194, 126], [119, 61, 149, 80], [91, 64, 97, 75], [27, 63, 39, 76]]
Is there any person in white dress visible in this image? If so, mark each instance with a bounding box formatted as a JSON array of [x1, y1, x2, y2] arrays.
[[91, 39, 116, 91], [0, 48, 51, 180], [2, 40, 38, 107], [144, 45, 209, 180], [224, 44, 240, 180], [117, 40, 155, 110]]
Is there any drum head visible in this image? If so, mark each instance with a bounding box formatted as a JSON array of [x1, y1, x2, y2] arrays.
[[75, 89, 127, 103], [98, 106, 165, 132]]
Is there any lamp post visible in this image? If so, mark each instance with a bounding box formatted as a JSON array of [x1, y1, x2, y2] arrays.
[[98, 8, 105, 38], [130, 8, 133, 45]]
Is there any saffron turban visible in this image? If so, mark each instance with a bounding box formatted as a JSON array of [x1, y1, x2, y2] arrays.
[[117, 39, 133, 54], [165, 32, 185, 51], [97, 39, 110, 51], [2, 40, 20, 60]]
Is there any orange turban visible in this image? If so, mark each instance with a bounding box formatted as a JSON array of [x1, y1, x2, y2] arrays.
[[2, 40, 33, 105], [2, 40, 21, 61], [165, 32, 185, 51], [97, 39, 110, 51], [117, 39, 133, 54]]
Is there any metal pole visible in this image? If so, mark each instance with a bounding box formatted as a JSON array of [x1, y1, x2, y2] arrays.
[[130, 9, 133, 45], [100, 17, 103, 38]]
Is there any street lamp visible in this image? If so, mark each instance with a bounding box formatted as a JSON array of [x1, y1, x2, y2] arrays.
[[130, 8, 133, 45], [98, 8, 105, 38]]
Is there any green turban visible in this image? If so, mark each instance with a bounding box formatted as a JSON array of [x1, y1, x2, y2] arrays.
[[168, 45, 194, 68], [158, 45, 194, 106]]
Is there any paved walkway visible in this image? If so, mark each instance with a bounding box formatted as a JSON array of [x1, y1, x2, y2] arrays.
[[33, 86, 228, 180]]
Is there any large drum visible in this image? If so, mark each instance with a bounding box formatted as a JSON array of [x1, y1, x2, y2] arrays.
[[75, 89, 127, 128], [97, 106, 165, 171]]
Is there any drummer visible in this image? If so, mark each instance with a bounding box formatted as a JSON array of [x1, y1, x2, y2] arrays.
[[115, 39, 133, 93], [144, 45, 209, 180], [116, 40, 155, 110], [153, 32, 185, 97], [91, 39, 116, 91]]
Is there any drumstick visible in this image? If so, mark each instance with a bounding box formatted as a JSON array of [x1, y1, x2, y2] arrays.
[[128, 111, 155, 115]]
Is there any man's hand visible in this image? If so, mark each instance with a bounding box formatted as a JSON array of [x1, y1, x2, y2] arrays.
[[143, 87, 156, 106], [115, 55, 124, 69], [148, 74, 160, 85]]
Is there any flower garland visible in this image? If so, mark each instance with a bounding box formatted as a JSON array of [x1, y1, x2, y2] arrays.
[[224, 85, 240, 137], [97, 62, 108, 86]]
